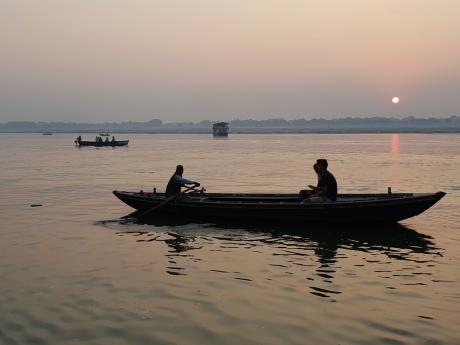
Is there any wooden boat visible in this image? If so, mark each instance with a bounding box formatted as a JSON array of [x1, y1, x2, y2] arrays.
[[75, 139, 129, 147], [113, 190, 445, 224]]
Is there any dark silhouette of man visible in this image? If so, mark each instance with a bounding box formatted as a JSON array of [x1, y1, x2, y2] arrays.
[[300, 159, 338, 201], [165, 165, 200, 197]]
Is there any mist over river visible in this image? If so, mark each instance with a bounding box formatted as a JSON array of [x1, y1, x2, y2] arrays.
[[0, 133, 459, 345]]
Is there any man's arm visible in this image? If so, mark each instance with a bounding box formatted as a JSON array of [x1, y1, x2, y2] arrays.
[[308, 184, 319, 191], [313, 174, 333, 197], [174, 175, 199, 186], [313, 185, 327, 196]]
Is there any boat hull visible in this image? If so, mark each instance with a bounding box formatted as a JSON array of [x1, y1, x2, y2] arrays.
[[113, 191, 445, 224], [75, 140, 129, 147]]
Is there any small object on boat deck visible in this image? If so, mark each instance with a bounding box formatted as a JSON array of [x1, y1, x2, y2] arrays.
[[30, 204, 42, 207]]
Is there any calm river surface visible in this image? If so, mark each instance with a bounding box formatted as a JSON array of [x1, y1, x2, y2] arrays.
[[0, 133, 459, 345]]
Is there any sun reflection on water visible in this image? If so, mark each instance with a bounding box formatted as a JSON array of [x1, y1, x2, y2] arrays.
[[389, 133, 401, 185]]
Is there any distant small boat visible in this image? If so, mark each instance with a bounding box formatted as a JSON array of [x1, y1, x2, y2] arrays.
[[74, 137, 129, 147], [99, 132, 110, 136], [42, 132, 53, 135], [113, 191, 446, 224], [213, 122, 229, 137]]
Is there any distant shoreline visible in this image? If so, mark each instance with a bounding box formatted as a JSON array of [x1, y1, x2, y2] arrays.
[[1, 128, 460, 134], [2, 116, 459, 134]]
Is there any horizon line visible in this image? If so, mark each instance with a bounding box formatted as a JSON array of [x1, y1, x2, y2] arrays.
[[2, 115, 459, 125]]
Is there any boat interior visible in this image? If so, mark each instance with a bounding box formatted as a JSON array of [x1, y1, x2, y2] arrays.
[[128, 191, 418, 203], [185, 193, 415, 203]]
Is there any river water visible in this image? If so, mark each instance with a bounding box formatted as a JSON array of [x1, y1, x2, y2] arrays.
[[0, 133, 459, 345]]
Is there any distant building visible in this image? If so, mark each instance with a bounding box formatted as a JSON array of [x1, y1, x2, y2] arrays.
[[212, 122, 229, 137]]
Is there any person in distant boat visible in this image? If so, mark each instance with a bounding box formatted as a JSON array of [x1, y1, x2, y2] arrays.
[[300, 159, 337, 201], [105, 137, 109, 142], [111, 136, 116, 142], [76, 136, 82, 142], [165, 165, 200, 197]]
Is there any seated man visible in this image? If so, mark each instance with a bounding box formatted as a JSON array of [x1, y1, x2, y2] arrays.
[[313, 158, 338, 201], [300, 159, 337, 202], [165, 165, 200, 197]]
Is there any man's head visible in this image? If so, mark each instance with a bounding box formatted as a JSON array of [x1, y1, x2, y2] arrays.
[[313, 163, 322, 175], [175, 165, 184, 175], [316, 159, 328, 170]]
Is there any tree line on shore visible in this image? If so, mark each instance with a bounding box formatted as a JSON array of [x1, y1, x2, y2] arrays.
[[1, 116, 459, 132]]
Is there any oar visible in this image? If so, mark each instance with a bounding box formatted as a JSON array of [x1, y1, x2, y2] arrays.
[[138, 185, 198, 218]]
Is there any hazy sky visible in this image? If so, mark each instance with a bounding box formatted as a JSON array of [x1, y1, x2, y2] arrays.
[[1, 0, 459, 122]]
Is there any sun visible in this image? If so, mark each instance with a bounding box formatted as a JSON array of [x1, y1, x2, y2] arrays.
[[392, 96, 400, 104]]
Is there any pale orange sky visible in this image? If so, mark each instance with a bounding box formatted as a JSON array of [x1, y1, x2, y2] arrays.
[[1, 0, 459, 122]]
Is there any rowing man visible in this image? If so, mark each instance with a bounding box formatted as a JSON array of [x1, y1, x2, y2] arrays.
[[165, 165, 200, 197]]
